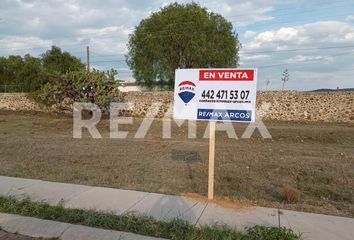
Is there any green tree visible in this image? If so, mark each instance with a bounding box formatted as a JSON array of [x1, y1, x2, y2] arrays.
[[126, 2, 240, 88], [0, 55, 24, 91], [19, 54, 43, 92], [41, 46, 85, 74], [0, 56, 9, 86], [0, 55, 45, 92]]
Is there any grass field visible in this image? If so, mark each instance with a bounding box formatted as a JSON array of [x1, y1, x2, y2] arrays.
[[0, 110, 353, 217]]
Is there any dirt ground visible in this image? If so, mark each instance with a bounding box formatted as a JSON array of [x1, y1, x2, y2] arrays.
[[0, 110, 353, 217]]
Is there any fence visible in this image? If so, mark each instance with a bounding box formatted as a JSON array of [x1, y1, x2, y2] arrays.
[[0, 84, 23, 93]]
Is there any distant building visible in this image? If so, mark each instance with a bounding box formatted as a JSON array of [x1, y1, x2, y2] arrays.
[[118, 82, 142, 92], [118, 81, 171, 92]]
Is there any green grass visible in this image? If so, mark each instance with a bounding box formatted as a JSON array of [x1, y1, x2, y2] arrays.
[[0, 196, 301, 240]]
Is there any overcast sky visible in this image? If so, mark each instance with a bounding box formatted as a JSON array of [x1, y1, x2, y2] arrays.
[[1, 0, 354, 90]]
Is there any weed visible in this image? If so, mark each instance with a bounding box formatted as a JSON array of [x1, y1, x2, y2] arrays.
[[0, 196, 302, 240], [243, 225, 301, 240], [317, 176, 331, 184]]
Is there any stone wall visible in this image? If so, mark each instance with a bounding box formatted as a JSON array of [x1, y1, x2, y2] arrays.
[[256, 91, 354, 122], [120, 91, 173, 118], [120, 91, 354, 123], [0, 93, 44, 112], [1, 91, 353, 123]]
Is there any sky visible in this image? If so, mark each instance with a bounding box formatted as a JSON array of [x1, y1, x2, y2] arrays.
[[1, 0, 354, 91]]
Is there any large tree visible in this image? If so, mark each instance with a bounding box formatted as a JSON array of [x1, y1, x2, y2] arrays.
[[126, 2, 241, 88], [0, 55, 44, 92], [0, 46, 86, 92], [42, 46, 85, 74]]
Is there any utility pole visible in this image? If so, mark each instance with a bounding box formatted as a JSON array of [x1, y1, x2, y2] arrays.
[[265, 78, 270, 91], [281, 69, 289, 91], [86, 46, 90, 72]]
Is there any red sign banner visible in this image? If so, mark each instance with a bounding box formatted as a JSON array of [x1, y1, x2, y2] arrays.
[[199, 69, 254, 81]]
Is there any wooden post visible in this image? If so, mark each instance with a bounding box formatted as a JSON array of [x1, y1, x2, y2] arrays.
[[208, 121, 216, 200], [86, 46, 90, 72]]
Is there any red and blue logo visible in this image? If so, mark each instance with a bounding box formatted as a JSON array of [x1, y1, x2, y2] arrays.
[[178, 81, 196, 104]]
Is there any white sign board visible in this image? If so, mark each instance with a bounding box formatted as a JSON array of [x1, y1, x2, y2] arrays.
[[173, 68, 257, 122]]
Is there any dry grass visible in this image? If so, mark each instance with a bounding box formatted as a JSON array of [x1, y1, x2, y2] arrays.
[[0, 110, 353, 217]]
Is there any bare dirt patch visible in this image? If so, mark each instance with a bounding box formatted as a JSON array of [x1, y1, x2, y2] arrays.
[[182, 192, 254, 210], [0, 110, 353, 217]]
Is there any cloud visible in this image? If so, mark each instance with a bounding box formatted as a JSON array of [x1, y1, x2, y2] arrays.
[[346, 15, 354, 22], [243, 21, 354, 52], [201, 0, 277, 26], [78, 26, 133, 37], [255, 27, 299, 43], [244, 30, 257, 39], [239, 18, 354, 90], [76, 26, 133, 54], [0, 0, 285, 55], [0, 0, 353, 90], [0, 36, 52, 51], [288, 70, 354, 90], [286, 55, 334, 64], [241, 54, 271, 61]]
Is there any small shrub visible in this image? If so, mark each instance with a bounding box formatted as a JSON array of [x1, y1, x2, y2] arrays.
[[244, 226, 301, 240], [36, 69, 120, 110], [317, 176, 331, 184], [282, 187, 300, 204]]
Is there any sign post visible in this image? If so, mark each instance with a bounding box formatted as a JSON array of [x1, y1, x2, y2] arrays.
[[208, 121, 216, 200], [173, 68, 257, 200]]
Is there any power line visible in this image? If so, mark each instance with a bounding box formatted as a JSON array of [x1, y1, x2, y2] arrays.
[[63, 2, 354, 39], [251, 51, 354, 69], [236, 12, 351, 29], [21, 4, 350, 43], [76, 12, 351, 47], [241, 45, 354, 55], [227, 0, 352, 16], [91, 47, 354, 66], [0, 1, 351, 55], [230, 2, 353, 23], [90, 51, 352, 70], [0, 10, 351, 54], [0, 42, 86, 52], [2, 43, 352, 67], [90, 51, 126, 58], [90, 59, 126, 63], [66, 11, 351, 41], [88, 45, 354, 59]]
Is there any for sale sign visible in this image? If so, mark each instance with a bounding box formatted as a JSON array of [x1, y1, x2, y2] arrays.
[[173, 68, 257, 122]]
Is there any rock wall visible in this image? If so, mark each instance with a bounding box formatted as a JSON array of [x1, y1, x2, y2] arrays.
[[0, 93, 44, 112], [120, 91, 354, 123], [256, 91, 354, 122], [120, 91, 173, 118], [1, 91, 353, 123]]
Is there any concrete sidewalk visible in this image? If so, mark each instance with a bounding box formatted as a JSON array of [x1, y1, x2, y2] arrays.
[[0, 176, 353, 240], [0, 213, 165, 240]]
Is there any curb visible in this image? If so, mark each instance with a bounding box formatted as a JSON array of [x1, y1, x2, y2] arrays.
[[0, 213, 167, 240]]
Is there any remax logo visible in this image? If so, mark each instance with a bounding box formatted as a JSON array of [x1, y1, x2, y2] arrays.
[[178, 81, 196, 104]]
